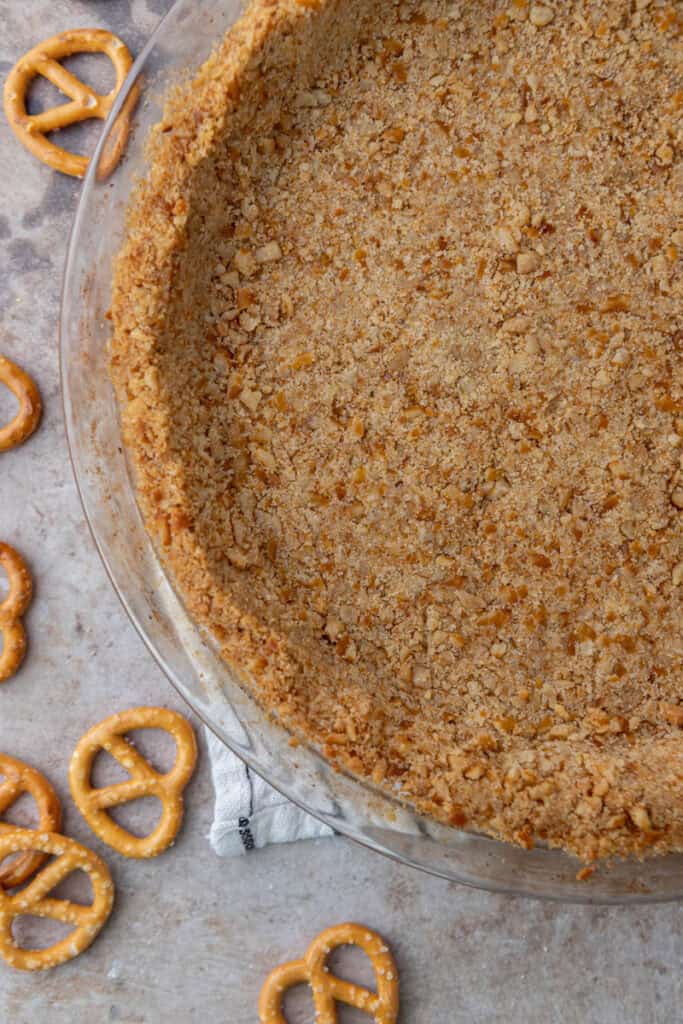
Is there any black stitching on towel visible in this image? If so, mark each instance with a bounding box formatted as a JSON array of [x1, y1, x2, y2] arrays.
[[238, 817, 255, 851], [238, 766, 256, 851]]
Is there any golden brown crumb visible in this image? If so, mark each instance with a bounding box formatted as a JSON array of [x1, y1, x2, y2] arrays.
[[111, 0, 683, 862]]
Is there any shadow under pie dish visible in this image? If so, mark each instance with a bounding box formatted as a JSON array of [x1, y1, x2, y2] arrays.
[[110, 0, 682, 864]]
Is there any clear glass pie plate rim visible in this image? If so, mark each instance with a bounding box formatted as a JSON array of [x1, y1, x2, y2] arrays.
[[59, 0, 683, 905]]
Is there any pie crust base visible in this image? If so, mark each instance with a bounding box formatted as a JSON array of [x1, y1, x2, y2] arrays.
[[112, 0, 683, 861]]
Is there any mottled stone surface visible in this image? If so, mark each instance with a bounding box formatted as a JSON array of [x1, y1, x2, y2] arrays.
[[0, 2, 681, 1021]]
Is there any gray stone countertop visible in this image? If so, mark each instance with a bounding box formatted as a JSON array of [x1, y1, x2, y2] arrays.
[[0, 1, 680, 1021]]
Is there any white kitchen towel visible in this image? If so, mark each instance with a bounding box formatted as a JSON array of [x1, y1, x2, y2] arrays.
[[206, 728, 334, 855]]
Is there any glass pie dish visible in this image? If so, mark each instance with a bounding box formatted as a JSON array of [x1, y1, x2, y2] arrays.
[[60, 0, 683, 904]]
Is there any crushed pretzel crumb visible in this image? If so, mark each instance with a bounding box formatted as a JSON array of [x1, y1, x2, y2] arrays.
[[112, 0, 683, 864]]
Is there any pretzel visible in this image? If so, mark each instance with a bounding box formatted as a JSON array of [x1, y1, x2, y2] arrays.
[[0, 829, 114, 971], [258, 923, 399, 1024], [0, 356, 42, 452], [4, 29, 135, 179], [0, 755, 61, 889], [0, 543, 33, 684], [69, 707, 197, 858]]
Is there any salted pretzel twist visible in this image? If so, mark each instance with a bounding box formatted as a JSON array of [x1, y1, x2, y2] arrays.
[[3, 29, 135, 178], [258, 923, 399, 1024], [0, 356, 42, 453], [0, 829, 114, 971], [69, 707, 198, 858], [0, 543, 33, 684], [0, 755, 61, 889]]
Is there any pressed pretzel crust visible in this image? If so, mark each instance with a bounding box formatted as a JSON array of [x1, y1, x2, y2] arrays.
[[111, 0, 682, 861]]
